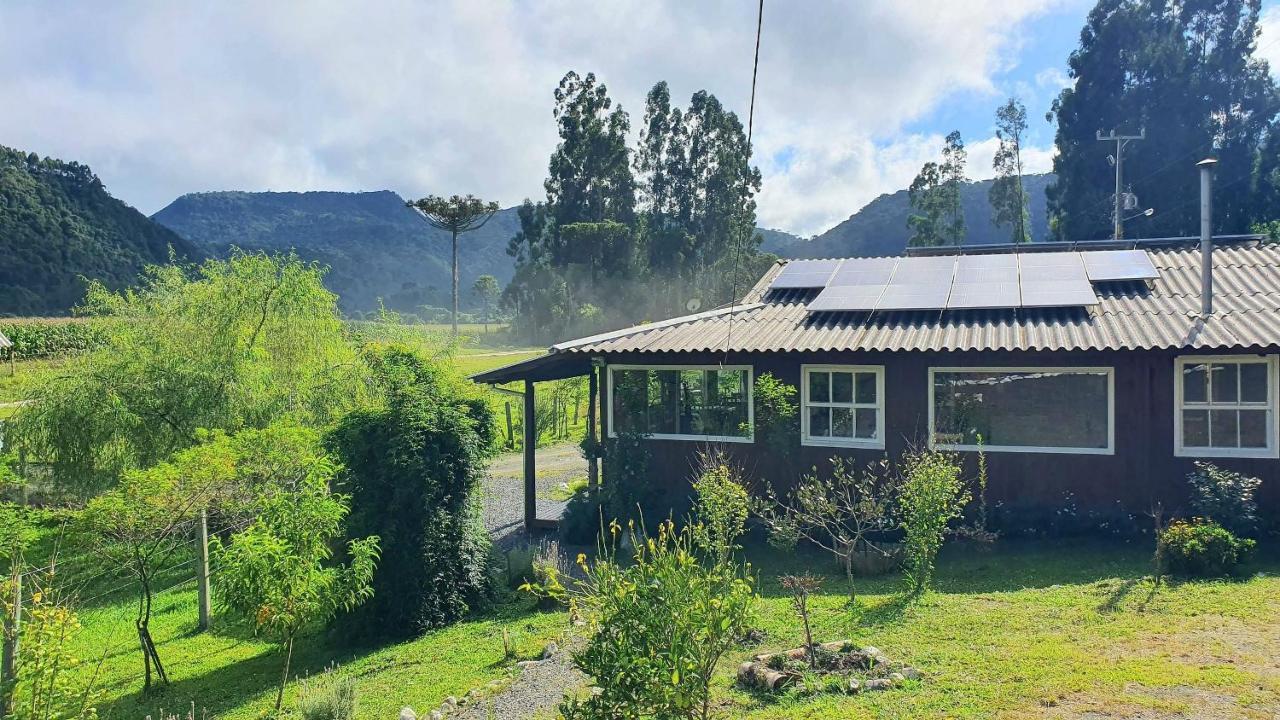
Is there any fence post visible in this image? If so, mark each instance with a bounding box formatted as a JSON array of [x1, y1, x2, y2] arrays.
[[504, 401, 514, 449], [1, 564, 21, 717], [586, 367, 599, 496], [195, 509, 211, 631]]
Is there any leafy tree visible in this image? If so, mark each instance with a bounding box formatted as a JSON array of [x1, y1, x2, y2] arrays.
[[405, 195, 500, 335], [899, 449, 968, 596], [213, 441, 379, 712], [907, 132, 966, 247], [940, 131, 968, 244], [9, 252, 365, 498], [470, 274, 501, 329], [1048, 0, 1280, 240], [76, 437, 238, 691], [989, 98, 1032, 243], [326, 345, 496, 639]]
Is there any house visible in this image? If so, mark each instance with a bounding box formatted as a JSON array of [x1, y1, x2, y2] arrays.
[[476, 185, 1278, 532]]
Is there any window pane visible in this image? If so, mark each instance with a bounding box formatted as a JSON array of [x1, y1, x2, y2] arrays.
[[613, 368, 748, 438], [1210, 409, 1240, 448], [831, 407, 853, 437], [612, 369, 650, 434], [1210, 363, 1239, 403], [855, 408, 878, 439], [652, 370, 681, 434], [1239, 409, 1268, 448], [1182, 363, 1208, 403], [809, 406, 830, 437], [1182, 409, 1209, 447], [1240, 363, 1268, 403], [932, 370, 1110, 449], [809, 371, 829, 403], [831, 372, 853, 404], [855, 372, 877, 404]]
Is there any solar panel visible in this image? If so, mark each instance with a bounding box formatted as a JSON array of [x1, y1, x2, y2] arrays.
[[770, 259, 842, 289], [877, 283, 950, 311], [1020, 279, 1099, 307], [1082, 250, 1159, 281], [807, 284, 882, 312], [955, 254, 1018, 284], [947, 282, 1021, 309], [829, 257, 898, 286], [887, 256, 955, 289]]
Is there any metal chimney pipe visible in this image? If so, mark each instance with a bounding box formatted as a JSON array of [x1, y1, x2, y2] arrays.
[[1197, 158, 1217, 317]]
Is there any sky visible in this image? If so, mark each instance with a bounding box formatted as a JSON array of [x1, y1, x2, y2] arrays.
[[2, 1, 1279, 238]]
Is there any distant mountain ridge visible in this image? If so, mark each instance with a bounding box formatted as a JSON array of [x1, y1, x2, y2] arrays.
[[0, 145, 197, 315], [765, 173, 1054, 258], [152, 190, 521, 314]]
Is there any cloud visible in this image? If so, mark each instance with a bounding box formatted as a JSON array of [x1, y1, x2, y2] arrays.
[[1261, 5, 1280, 79], [0, 0, 1058, 236], [965, 136, 1057, 181]]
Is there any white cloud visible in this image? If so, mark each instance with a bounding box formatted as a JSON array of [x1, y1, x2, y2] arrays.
[[965, 136, 1056, 181], [1261, 5, 1280, 79], [0, 0, 1058, 236]]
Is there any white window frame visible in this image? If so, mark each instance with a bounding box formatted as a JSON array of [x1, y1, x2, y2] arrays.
[[927, 366, 1116, 455], [801, 364, 886, 449], [606, 364, 754, 443], [1173, 354, 1278, 459]]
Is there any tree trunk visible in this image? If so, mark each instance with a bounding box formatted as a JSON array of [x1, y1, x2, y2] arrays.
[[275, 635, 295, 712], [451, 229, 459, 336]]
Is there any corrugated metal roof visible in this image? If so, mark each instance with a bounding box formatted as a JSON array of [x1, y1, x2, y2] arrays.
[[552, 244, 1280, 355], [0, 330, 10, 349]]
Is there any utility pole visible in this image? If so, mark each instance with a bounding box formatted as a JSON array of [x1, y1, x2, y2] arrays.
[[1097, 129, 1145, 240]]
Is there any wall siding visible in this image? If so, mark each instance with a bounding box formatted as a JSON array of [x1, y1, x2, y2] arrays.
[[599, 347, 1279, 520]]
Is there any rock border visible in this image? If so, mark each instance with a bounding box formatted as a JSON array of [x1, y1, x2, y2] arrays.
[[736, 640, 921, 695]]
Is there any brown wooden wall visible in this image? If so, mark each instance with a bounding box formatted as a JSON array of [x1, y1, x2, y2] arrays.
[[597, 347, 1280, 521]]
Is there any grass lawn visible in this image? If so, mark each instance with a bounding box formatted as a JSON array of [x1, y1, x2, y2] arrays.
[[0, 357, 66, 404], [50, 536, 1278, 720]]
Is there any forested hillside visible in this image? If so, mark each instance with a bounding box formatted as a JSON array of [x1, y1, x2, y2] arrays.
[[0, 146, 197, 315], [152, 190, 520, 314], [769, 173, 1053, 258]]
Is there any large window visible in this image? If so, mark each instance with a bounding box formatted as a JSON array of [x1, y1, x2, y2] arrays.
[[1175, 356, 1277, 458], [608, 365, 752, 442], [930, 367, 1114, 454], [802, 365, 885, 448]]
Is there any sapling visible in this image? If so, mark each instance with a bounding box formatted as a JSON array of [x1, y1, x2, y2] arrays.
[[780, 573, 823, 670]]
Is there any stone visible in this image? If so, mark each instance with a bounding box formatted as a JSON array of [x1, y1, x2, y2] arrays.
[[516, 660, 542, 669], [889, 672, 905, 683], [428, 712, 442, 720], [864, 678, 893, 691], [901, 666, 921, 680], [542, 641, 559, 659], [846, 678, 862, 694], [861, 646, 880, 657], [443, 696, 458, 709], [399, 708, 417, 720]]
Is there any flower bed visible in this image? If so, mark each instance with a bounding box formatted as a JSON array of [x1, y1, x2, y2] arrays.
[[736, 640, 920, 694]]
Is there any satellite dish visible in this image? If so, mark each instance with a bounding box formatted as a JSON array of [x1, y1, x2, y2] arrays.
[[686, 298, 703, 312]]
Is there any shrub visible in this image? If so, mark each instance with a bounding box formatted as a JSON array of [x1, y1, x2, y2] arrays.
[[1186, 462, 1261, 537], [1159, 519, 1256, 578], [562, 431, 658, 544], [298, 668, 357, 720], [327, 345, 497, 639], [899, 449, 968, 596], [533, 464, 757, 720]]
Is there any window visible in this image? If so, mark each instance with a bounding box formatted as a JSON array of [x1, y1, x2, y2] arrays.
[[1175, 355, 1277, 458], [607, 365, 752, 442], [802, 365, 884, 448], [929, 367, 1114, 454]]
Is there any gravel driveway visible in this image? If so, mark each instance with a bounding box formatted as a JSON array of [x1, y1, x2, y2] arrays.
[[482, 442, 584, 548]]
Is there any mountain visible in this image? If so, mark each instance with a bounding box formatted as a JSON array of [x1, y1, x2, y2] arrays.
[[152, 190, 521, 315], [0, 145, 198, 316], [772, 173, 1054, 258]]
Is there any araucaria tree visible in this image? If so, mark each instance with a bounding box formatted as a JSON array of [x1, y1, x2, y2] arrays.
[[989, 98, 1031, 243], [406, 195, 500, 335], [214, 430, 379, 712], [9, 252, 364, 498], [907, 131, 967, 247], [1047, 0, 1280, 240], [77, 438, 238, 691]]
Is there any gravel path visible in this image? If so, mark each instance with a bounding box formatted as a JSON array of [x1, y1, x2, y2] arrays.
[[454, 647, 585, 720], [482, 442, 584, 549]]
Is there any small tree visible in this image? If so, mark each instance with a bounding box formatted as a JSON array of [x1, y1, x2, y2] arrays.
[[1186, 462, 1261, 537], [779, 573, 823, 670], [3, 569, 100, 720], [756, 457, 899, 601], [471, 274, 501, 331], [406, 194, 500, 335], [77, 439, 238, 691], [214, 451, 378, 713], [899, 449, 968, 596]]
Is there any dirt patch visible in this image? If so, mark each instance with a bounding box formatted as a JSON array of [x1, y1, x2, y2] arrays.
[[1035, 683, 1277, 719]]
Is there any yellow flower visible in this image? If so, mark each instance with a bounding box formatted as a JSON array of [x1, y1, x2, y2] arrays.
[[576, 552, 587, 567]]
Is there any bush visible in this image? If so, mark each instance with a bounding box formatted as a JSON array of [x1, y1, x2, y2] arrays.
[[1186, 462, 1261, 537], [561, 431, 659, 544], [327, 345, 497, 639], [298, 669, 357, 720], [899, 449, 968, 596], [1159, 518, 1256, 578]]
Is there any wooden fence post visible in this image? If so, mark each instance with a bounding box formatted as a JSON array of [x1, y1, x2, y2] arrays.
[[1, 564, 21, 717], [195, 509, 211, 632], [586, 366, 599, 496], [504, 401, 514, 449]]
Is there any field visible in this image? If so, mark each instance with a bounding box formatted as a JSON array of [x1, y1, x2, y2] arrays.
[[40, 536, 1279, 720]]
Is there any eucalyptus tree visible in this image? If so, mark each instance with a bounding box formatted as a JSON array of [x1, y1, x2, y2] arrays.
[[406, 194, 500, 334], [990, 98, 1032, 244]]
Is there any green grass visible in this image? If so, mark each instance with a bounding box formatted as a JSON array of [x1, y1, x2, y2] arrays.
[[0, 357, 65, 404], [48, 537, 1278, 719]]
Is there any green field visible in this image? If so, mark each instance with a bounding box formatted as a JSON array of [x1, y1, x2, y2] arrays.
[[44, 537, 1279, 720]]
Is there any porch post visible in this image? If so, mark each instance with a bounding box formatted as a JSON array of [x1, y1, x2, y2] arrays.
[[586, 366, 599, 495], [523, 379, 536, 531]]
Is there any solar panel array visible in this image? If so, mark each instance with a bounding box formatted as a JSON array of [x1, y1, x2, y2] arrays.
[[779, 249, 1160, 313]]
